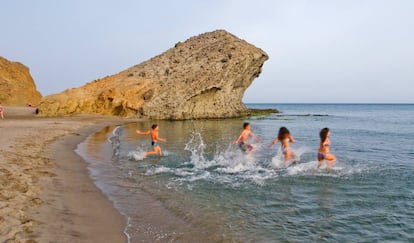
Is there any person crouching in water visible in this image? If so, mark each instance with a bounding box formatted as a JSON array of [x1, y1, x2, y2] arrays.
[[318, 127, 336, 170], [269, 127, 296, 165], [136, 124, 167, 157], [233, 122, 262, 155]]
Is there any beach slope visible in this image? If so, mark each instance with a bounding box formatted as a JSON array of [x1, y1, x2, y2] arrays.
[[0, 107, 127, 242]]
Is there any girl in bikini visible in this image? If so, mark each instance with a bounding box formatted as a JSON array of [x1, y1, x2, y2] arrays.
[[269, 127, 295, 164], [318, 127, 336, 170]]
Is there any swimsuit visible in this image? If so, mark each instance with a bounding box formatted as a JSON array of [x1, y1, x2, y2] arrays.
[[318, 152, 326, 160], [281, 138, 291, 152], [151, 141, 158, 147], [318, 142, 330, 160], [239, 141, 253, 153]]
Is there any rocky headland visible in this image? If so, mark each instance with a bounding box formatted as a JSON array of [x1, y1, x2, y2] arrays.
[[38, 30, 269, 119], [0, 56, 42, 105]]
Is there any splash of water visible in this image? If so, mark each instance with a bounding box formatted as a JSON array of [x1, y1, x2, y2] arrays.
[[109, 126, 123, 160], [146, 131, 368, 186], [128, 146, 146, 161], [271, 146, 311, 168], [184, 131, 209, 168]]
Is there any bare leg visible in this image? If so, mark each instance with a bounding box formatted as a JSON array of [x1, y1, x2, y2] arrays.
[[156, 146, 163, 156], [325, 154, 336, 170], [317, 159, 324, 169], [144, 146, 162, 157], [284, 150, 292, 166], [248, 147, 256, 155]]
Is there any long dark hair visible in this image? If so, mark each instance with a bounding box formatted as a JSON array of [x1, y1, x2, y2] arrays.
[[278, 127, 290, 140], [320, 127, 330, 143]]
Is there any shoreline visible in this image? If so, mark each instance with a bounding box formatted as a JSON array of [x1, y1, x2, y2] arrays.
[[0, 106, 133, 242], [28, 124, 128, 242]]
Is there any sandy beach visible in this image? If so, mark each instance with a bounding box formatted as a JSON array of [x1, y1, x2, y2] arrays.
[[0, 106, 130, 242]]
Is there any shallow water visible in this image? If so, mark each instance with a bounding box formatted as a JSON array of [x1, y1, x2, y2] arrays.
[[77, 104, 414, 242]]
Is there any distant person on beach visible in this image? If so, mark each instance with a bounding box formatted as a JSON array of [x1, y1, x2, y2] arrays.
[[318, 127, 336, 170], [233, 122, 262, 154], [269, 127, 296, 164], [0, 103, 4, 119], [136, 124, 167, 157]]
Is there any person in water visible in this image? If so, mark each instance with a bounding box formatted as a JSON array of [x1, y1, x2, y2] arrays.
[[269, 127, 296, 164], [233, 122, 262, 154], [136, 124, 167, 157], [318, 127, 336, 169]]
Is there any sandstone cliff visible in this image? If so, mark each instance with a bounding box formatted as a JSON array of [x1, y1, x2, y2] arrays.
[[0, 56, 42, 105], [38, 30, 268, 119]]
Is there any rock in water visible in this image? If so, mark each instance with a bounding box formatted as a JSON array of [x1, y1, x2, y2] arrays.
[[39, 30, 269, 119], [0, 56, 42, 105]]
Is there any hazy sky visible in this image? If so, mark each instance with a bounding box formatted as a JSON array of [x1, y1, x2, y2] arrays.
[[1, 0, 413, 103]]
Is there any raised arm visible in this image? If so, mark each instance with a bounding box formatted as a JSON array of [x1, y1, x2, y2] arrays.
[[136, 129, 151, 135]]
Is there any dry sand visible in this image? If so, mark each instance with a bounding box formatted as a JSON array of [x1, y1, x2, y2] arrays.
[[0, 106, 133, 242]]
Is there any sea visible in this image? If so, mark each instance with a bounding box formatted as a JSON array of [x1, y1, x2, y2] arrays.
[[76, 104, 414, 242]]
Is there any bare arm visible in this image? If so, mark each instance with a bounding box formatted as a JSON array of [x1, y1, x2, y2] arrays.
[[289, 135, 295, 143], [136, 129, 151, 135], [269, 137, 279, 147], [153, 131, 167, 143], [250, 132, 263, 143], [233, 135, 242, 144], [233, 131, 244, 144]]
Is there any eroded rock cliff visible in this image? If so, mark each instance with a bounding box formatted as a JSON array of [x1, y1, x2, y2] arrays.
[[0, 56, 42, 105], [38, 30, 268, 119]]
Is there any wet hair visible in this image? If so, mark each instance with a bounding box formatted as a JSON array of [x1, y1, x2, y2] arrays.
[[243, 122, 250, 129], [320, 127, 330, 143], [151, 124, 158, 130], [278, 127, 290, 140]]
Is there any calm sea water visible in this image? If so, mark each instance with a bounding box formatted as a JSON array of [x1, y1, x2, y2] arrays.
[[76, 104, 414, 242]]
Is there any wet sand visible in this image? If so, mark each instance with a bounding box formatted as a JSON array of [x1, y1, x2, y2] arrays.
[[0, 106, 132, 242]]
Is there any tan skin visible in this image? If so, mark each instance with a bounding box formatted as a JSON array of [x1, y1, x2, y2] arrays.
[[318, 131, 336, 169], [269, 134, 295, 164], [233, 124, 262, 154], [136, 126, 166, 157]]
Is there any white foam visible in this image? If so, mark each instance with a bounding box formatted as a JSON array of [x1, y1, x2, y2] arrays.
[[145, 166, 172, 175], [144, 131, 370, 186], [286, 161, 319, 175], [128, 147, 146, 161]]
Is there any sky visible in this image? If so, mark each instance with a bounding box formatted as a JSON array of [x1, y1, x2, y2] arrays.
[[1, 0, 413, 103]]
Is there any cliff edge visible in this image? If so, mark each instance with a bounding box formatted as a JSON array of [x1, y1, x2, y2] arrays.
[[38, 30, 268, 119], [0, 56, 42, 105]]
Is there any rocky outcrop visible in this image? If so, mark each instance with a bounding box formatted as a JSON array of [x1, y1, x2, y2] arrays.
[[0, 56, 42, 105], [38, 30, 268, 119]]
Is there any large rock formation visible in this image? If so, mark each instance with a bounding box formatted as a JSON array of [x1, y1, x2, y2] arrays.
[[0, 56, 42, 105], [39, 30, 268, 119]]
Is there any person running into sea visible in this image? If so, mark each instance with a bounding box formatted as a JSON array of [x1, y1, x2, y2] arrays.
[[233, 122, 262, 154], [269, 127, 296, 164], [317, 127, 336, 170], [136, 124, 167, 157]]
